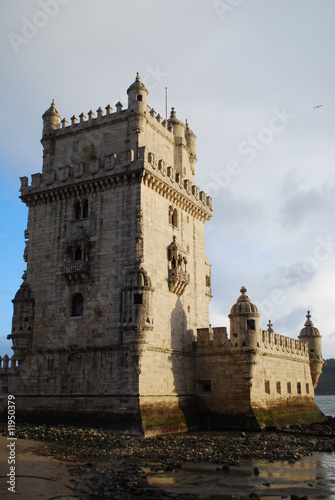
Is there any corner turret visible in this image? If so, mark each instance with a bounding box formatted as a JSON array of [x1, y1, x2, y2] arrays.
[[7, 272, 34, 361], [127, 72, 148, 114], [298, 311, 323, 387], [121, 264, 154, 346], [185, 119, 197, 175], [168, 107, 186, 139], [228, 286, 260, 349], [42, 99, 62, 137]]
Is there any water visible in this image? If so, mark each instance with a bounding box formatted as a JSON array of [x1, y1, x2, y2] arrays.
[[146, 455, 335, 498], [146, 396, 335, 498], [316, 395, 335, 417]]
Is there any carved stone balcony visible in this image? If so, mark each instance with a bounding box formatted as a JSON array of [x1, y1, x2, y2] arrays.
[[63, 259, 89, 283], [168, 268, 188, 295]]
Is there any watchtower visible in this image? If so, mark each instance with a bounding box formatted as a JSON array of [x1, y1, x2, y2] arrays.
[[4, 74, 212, 432]]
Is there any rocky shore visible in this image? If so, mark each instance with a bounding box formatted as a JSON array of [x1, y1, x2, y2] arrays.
[[1, 418, 335, 499]]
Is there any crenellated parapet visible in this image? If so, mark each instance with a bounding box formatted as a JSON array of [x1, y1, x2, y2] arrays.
[[20, 144, 212, 221], [196, 327, 232, 352], [196, 325, 312, 362], [259, 328, 310, 358], [142, 148, 212, 221], [0, 355, 19, 374]]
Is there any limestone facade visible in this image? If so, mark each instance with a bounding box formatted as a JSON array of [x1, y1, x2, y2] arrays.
[[0, 75, 324, 432]]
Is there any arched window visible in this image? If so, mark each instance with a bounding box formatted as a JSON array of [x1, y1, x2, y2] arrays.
[[168, 206, 173, 225], [74, 201, 81, 220], [72, 293, 84, 317], [82, 199, 89, 219], [172, 208, 178, 228]]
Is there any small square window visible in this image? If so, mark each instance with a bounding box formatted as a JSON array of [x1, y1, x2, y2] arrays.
[[203, 381, 211, 392], [137, 94, 143, 102]]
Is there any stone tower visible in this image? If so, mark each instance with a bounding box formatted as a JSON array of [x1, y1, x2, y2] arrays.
[[3, 74, 212, 432]]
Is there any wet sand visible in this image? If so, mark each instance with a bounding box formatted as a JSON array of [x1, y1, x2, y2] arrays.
[[0, 436, 78, 499]]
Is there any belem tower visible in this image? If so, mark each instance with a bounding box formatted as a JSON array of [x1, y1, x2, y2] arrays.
[[0, 74, 325, 433]]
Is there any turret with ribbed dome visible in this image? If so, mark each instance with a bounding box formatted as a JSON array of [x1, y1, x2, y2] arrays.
[[42, 99, 62, 137], [228, 286, 260, 349], [127, 72, 148, 114], [299, 311, 323, 387]]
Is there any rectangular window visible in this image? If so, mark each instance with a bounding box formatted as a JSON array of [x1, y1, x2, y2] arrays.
[[134, 293, 143, 305], [265, 380, 270, 394], [247, 319, 255, 330], [287, 382, 292, 394], [297, 382, 301, 395], [306, 383, 310, 394], [203, 382, 211, 392], [276, 381, 281, 394]]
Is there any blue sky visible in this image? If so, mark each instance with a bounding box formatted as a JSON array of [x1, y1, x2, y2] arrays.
[[1, 0, 335, 358]]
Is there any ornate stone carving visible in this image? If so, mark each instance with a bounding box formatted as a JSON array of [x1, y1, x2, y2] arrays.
[[74, 161, 85, 178], [168, 236, 188, 295], [105, 153, 117, 171]]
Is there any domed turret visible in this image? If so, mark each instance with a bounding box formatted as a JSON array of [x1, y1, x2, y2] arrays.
[[42, 99, 62, 137], [228, 286, 260, 349], [127, 72, 148, 114], [167, 107, 186, 139], [298, 311, 323, 387], [121, 265, 154, 346], [7, 273, 34, 360]]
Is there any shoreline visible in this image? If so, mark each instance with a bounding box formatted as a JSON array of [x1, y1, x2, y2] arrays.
[[1, 419, 334, 499]]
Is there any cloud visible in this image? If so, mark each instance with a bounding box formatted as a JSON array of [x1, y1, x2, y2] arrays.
[[279, 177, 335, 230]]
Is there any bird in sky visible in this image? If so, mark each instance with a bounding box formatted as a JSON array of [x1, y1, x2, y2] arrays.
[[314, 105, 322, 109]]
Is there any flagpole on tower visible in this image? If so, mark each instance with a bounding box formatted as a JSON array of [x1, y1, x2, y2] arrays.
[[165, 87, 168, 121]]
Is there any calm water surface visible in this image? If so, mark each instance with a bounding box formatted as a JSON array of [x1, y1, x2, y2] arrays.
[[147, 396, 335, 499], [316, 395, 335, 418], [146, 454, 335, 498]]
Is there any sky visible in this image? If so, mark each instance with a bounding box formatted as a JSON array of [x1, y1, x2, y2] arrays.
[[0, 0, 334, 359]]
